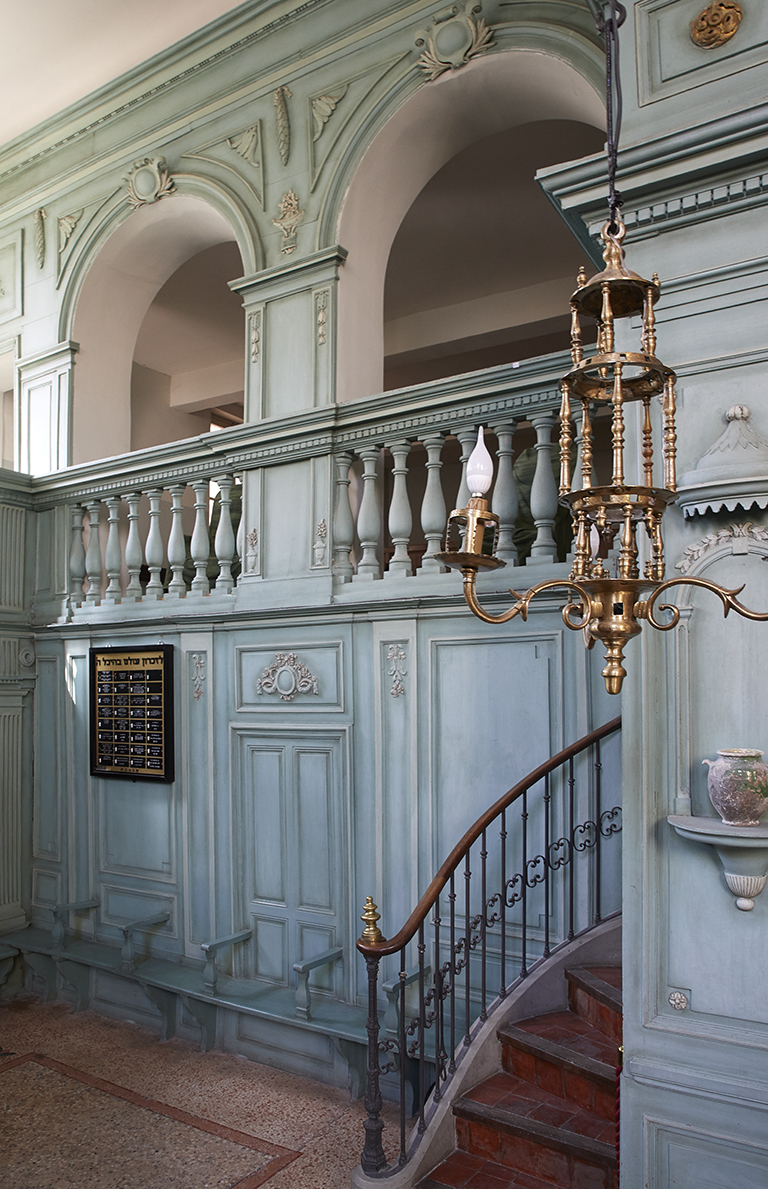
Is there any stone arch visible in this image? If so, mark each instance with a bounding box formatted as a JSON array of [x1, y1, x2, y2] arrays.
[[327, 48, 605, 403], [63, 179, 261, 464]]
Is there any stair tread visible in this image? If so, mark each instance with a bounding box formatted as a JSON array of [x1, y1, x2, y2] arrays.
[[456, 1071, 616, 1151], [420, 1150, 562, 1188], [500, 1010, 618, 1074], [565, 966, 622, 1015]]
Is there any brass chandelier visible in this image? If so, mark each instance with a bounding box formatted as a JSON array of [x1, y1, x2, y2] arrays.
[[437, 0, 768, 694]]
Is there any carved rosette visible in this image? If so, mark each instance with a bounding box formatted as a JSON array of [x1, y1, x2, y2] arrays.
[[257, 653, 319, 701], [416, 10, 494, 81], [690, 2, 742, 49], [668, 991, 689, 1011], [124, 157, 175, 209]]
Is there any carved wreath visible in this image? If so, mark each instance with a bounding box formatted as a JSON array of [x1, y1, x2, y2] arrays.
[[257, 653, 319, 701], [124, 157, 175, 209], [417, 14, 494, 82]]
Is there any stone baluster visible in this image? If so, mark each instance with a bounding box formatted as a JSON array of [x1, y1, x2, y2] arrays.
[[420, 433, 447, 574], [69, 505, 86, 607], [124, 492, 143, 599], [190, 480, 211, 595], [332, 452, 355, 583], [491, 423, 518, 566], [455, 426, 477, 511], [528, 412, 558, 564], [104, 497, 123, 601], [84, 499, 102, 605], [167, 484, 187, 596], [235, 476, 245, 570], [214, 474, 236, 593], [353, 446, 381, 581], [144, 489, 165, 598], [385, 440, 413, 578]]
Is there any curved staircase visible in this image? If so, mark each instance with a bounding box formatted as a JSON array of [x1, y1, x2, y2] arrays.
[[419, 966, 621, 1189]]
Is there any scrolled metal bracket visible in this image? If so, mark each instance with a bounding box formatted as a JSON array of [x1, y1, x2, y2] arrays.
[[635, 576, 768, 631]]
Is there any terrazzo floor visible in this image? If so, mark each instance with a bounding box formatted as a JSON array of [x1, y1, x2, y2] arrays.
[[0, 998, 401, 1188]]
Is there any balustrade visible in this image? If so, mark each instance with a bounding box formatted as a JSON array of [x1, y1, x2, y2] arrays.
[[45, 358, 574, 614], [68, 477, 242, 608]]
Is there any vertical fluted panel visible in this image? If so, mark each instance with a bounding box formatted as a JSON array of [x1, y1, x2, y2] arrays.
[[69, 505, 86, 606], [124, 493, 143, 599], [385, 440, 413, 578], [420, 433, 447, 574], [167, 485, 187, 596], [492, 423, 518, 566], [190, 480, 211, 594], [0, 710, 22, 913], [332, 453, 355, 583], [528, 412, 558, 564], [84, 500, 102, 604], [354, 446, 381, 581], [0, 507, 26, 608], [144, 489, 165, 598], [215, 474, 236, 592], [104, 497, 123, 601]]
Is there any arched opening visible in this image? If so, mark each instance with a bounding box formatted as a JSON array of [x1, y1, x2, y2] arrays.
[[383, 118, 605, 389], [71, 195, 245, 464], [335, 50, 605, 402]]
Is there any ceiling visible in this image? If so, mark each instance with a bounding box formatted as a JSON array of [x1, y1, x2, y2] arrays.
[[0, 0, 246, 149]]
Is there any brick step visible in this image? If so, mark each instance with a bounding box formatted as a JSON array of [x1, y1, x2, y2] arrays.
[[498, 1010, 617, 1122], [453, 1071, 616, 1188], [420, 1150, 565, 1188], [565, 967, 622, 1046]]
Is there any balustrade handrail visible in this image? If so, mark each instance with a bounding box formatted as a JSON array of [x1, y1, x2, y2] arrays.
[[355, 715, 623, 1177], [357, 715, 622, 960]]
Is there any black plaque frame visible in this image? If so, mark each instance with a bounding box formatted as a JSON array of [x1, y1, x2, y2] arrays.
[[90, 645, 175, 782]]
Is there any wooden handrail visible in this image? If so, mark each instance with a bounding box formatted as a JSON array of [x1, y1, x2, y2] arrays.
[[357, 715, 621, 959]]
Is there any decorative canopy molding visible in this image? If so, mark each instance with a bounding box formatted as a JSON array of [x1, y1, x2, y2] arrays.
[[677, 406, 768, 517]]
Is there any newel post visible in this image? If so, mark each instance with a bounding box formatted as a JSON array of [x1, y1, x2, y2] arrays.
[[359, 897, 387, 1176]]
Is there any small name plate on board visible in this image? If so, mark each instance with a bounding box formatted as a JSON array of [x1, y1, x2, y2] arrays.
[[90, 645, 174, 782]]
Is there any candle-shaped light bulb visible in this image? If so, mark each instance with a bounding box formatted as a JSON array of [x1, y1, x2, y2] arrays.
[[466, 427, 493, 497]]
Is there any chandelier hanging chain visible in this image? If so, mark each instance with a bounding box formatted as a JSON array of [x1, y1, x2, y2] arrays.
[[435, 0, 768, 694], [595, 0, 626, 232]]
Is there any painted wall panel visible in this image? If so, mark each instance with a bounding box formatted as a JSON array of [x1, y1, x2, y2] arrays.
[[264, 292, 313, 419], [236, 641, 343, 712], [100, 781, 174, 880], [250, 747, 286, 905], [33, 655, 61, 860], [296, 748, 333, 912], [252, 915, 287, 985]]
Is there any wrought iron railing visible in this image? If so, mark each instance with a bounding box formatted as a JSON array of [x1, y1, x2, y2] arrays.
[[356, 715, 622, 1176]]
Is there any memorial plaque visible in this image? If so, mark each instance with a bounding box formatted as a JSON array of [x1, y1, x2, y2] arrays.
[[90, 646, 174, 781]]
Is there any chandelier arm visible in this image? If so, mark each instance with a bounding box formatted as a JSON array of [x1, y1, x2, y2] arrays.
[[636, 577, 768, 632], [461, 568, 596, 629]]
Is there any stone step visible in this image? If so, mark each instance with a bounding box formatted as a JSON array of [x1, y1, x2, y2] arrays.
[[453, 1070, 617, 1188], [565, 967, 622, 1046], [498, 1010, 617, 1122]]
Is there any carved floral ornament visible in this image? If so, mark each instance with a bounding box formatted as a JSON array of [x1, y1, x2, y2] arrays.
[[690, 2, 742, 49], [415, 5, 494, 82], [273, 190, 304, 254], [257, 653, 319, 702], [124, 157, 175, 209]]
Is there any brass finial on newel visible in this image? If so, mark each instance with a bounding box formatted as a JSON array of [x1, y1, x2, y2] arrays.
[[360, 896, 384, 944]]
